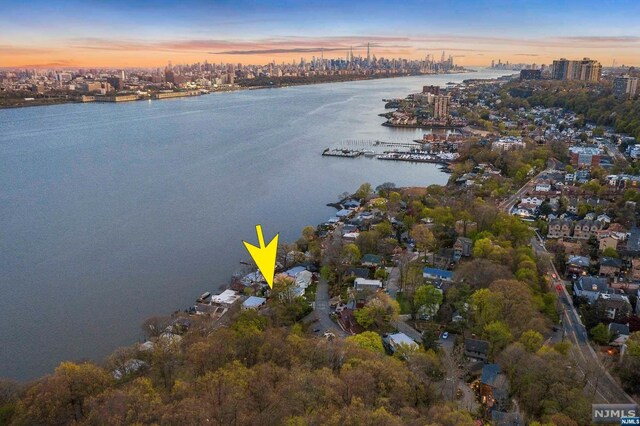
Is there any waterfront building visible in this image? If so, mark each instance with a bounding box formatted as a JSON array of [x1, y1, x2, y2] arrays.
[[433, 95, 450, 119], [422, 85, 440, 95]]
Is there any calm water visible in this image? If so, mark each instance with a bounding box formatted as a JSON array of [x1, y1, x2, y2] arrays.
[[0, 69, 508, 380]]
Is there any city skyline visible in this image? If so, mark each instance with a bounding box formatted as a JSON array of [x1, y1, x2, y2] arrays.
[[1, 0, 640, 68]]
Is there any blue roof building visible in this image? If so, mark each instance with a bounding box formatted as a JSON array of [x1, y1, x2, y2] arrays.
[[423, 267, 453, 281]]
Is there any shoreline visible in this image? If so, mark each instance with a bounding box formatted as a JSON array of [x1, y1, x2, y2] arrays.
[[0, 69, 475, 111]]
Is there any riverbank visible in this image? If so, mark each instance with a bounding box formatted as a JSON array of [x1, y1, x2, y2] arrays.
[[0, 69, 475, 110]]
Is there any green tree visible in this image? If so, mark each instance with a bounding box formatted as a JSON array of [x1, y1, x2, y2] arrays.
[[341, 243, 361, 264], [414, 285, 443, 318], [590, 323, 610, 345], [355, 182, 372, 200], [519, 330, 544, 353], [484, 321, 513, 357], [602, 247, 619, 258], [354, 293, 400, 330], [411, 224, 435, 259], [347, 331, 385, 353]]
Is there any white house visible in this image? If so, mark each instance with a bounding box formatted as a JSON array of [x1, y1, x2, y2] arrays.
[[242, 296, 267, 310], [354, 278, 383, 291], [535, 183, 551, 192]]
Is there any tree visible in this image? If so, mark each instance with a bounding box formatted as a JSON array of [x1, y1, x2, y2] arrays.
[[347, 332, 385, 353], [414, 285, 443, 318], [301, 225, 316, 241], [421, 323, 441, 351], [519, 330, 544, 353], [411, 224, 435, 259], [602, 247, 619, 258], [484, 321, 513, 357], [13, 362, 113, 425], [354, 293, 400, 330], [341, 243, 361, 264], [471, 288, 503, 328], [376, 182, 396, 197], [141, 316, 172, 338], [590, 323, 610, 345], [355, 182, 372, 200]]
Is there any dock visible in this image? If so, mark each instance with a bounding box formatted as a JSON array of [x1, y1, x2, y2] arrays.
[[322, 148, 363, 158], [377, 152, 449, 164]]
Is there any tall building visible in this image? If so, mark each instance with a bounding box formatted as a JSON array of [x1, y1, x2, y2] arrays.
[[613, 75, 639, 99], [552, 58, 601, 82], [433, 95, 450, 119]]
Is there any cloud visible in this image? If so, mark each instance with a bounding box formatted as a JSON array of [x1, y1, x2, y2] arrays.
[[0, 44, 56, 55], [217, 47, 347, 55], [6, 60, 76, 69]]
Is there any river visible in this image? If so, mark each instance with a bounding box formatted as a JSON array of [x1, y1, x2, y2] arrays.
[[0, 69, 509, 380]]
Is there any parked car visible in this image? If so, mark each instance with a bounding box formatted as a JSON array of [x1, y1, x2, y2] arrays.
[[441, 332, 449, 339]]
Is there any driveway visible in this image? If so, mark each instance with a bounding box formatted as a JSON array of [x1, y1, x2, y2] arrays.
[[310, 277, 347, 337]]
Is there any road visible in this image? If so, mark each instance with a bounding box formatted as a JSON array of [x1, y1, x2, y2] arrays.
[[497, 159, 561, 213], [502, 161, 635, 405], [531, 233, 635, 404]]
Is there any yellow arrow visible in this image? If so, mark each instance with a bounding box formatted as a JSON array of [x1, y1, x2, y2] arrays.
[[242, 225, 279, 288]]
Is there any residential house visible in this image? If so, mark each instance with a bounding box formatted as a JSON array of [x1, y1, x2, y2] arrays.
[[548, 219, 573, 238], [242, 296, 267, 310], [607, 223, 628, 241], [361, 254, 383, 267], [210, 290, 242, 308], [480, 364, 510, 413], [626, 225, 640, 255], [598, 234, 619, 252], [354, 278, 383, 291], [535, 183, 551, 192], [464, 338, 490, 362], [384, 332, 418, 353], [520, 196, 544, 206], [631, 258, 640, 282], [596, 294, 632, 320], [574, 276, 611, 303], [566, 255, 590, 276], [597, 213, 612, 225], [573, 219, 602, 240], [453, 237, 473, 261], [423, 267, 454, 282], [346, 267, 370, 279], [599, 257, 623, 278], [608, 323, 630, 346]]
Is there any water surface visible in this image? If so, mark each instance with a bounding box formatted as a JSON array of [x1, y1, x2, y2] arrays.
[[0, 69, 508, 380]]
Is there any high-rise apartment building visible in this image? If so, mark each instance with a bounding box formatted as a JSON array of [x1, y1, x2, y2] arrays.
[[433, 95, 450, 119], [613, 75, 639, 98], [552, 58, 601, 82]]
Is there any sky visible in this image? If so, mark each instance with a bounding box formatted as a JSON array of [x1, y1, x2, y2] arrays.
[[1, 0, 639, 68]]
